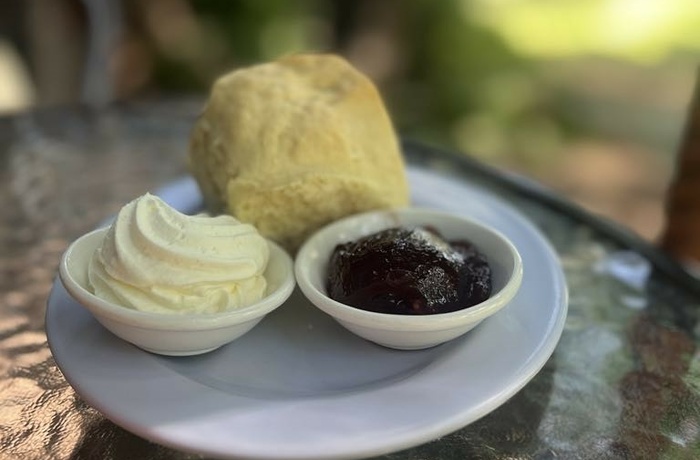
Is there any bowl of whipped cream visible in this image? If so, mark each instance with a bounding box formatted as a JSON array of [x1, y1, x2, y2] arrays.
[[59, 193, 295, 356]]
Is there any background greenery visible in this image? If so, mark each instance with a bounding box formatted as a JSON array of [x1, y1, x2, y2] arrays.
[[4, 0, 700, 241], [132, 0, 697, 168]]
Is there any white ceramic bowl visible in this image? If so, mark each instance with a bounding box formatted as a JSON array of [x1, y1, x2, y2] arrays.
[[295, 208, 523, 350], [59, 228, 295, 356]]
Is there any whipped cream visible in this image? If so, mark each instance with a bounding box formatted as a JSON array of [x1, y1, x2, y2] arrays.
[[88, 193, 269, 314]]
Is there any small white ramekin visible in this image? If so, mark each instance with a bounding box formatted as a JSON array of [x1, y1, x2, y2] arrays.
[[59, 228, 295, 356], [295, 208, 523, 350]]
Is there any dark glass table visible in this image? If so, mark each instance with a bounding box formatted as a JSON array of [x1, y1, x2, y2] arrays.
[[2, 99, 699, 459]]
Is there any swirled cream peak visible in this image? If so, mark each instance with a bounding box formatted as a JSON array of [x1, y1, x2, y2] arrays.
[[88, 193, 269, 314]]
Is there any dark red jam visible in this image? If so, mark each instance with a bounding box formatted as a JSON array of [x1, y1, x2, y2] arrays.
[[326, 227, 492, 315]]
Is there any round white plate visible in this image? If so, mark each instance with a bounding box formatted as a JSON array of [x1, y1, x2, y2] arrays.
[[46, 166, 568, 460]]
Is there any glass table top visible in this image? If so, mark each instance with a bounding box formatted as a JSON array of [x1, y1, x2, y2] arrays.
[[1, 99, 699, 459]]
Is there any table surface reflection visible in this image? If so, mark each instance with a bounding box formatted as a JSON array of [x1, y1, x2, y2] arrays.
[[2, 99, 700, 459]]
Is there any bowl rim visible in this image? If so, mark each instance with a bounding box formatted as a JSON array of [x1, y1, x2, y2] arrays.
[[294, 207, 523, 331], [59, 227, 296, 331]]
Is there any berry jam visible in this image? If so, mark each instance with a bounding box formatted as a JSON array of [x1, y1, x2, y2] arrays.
[[326, 227, 492, 315]]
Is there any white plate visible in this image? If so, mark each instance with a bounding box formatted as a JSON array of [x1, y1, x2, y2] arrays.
[[46, 166, 568, 460]]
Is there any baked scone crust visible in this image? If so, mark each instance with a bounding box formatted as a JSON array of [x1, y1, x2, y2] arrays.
[[189, 54, 410, 251]]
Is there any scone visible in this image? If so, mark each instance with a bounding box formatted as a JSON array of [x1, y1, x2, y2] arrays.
[[189, 53, 410, 251]]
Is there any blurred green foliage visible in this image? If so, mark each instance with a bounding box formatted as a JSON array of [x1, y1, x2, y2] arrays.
[[142, 0, 700, 171]]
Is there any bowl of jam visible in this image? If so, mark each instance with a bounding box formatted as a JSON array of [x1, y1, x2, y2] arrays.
[[295, 208, 523, 350]]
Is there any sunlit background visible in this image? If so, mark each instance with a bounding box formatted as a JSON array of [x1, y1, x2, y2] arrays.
[[1, 0, 699, 242]]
